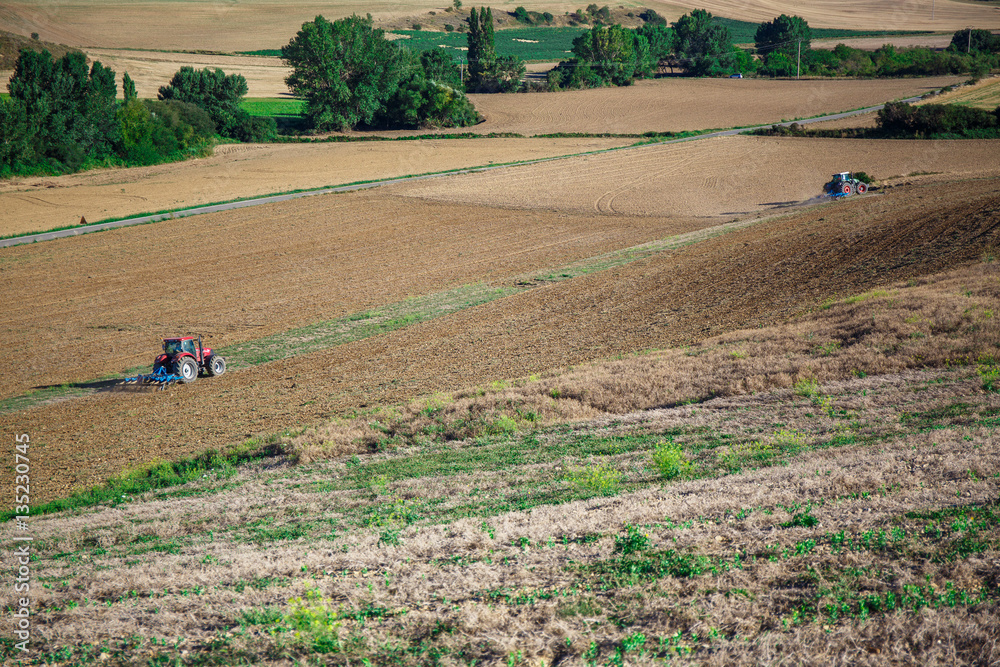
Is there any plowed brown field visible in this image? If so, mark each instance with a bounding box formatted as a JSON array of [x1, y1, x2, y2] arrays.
[[467, 76, 963, 135], [3, 176, 998, 503], [0, 191, 712, 400], [1, 0, 995, 51], [0, 137, 632, 237], [392, 135, 1000, 216]]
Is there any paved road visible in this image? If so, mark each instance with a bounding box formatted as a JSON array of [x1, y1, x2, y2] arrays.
[[0, 97, 913, 250]]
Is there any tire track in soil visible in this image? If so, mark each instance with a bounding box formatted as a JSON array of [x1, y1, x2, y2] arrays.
[[3, 177, 998, 503]]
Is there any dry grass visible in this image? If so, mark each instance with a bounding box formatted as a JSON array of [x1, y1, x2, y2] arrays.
[[289, 260, 1000, 462], [2, 317, 997, 664], [930, 76, 1000, 109]]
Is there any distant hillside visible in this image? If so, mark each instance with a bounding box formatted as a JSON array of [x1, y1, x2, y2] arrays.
[[0, 29, 81, 69]]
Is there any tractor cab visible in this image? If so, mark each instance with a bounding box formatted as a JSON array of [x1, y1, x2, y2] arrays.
[[832, 172, 851, 182], [163, 337, 200, 361]]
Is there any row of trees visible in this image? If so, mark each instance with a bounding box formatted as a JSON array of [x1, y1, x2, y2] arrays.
[[753, 16, 999, 78], [0, 48, 277, 176], [547, 9, 752, 89], [877, 101, 1000, 138]]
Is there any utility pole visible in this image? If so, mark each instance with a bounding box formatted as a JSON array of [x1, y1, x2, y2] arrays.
[[968, 27, 972, 53]]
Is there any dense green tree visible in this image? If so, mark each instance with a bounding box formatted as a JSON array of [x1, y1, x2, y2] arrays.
[[377, 49, 478, 128], [282, 15, 408, 131], [634, 23, 673, 64], [122, 72, 137, 102], [466, 7, 498, 90], [0, 97, 34, 175], [572, 24, 637, 85], [158, 66, 273, 141], [671, 9, 738, 76], [755, 14, 811, 61], [465, 6, 524, 92], [6, 49, 120, 169], [949, 28, 1000, 54], [419, 49, 463, 89]]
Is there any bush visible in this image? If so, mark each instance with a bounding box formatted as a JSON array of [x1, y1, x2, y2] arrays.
[[877, 101, 999, 137], [651, 439, 691, 480]]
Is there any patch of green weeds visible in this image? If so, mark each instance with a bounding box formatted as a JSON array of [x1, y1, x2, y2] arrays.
[[650, 438, 692, 480], [568, 461, 623, 496], [978, 363, 999, 392], [614, 524, 651, 555]]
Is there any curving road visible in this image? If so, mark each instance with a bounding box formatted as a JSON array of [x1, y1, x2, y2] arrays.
[[0, 96, 917, 250]]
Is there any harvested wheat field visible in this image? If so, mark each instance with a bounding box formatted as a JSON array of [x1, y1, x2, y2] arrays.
[[928, 75, 1000, 109], [0, 137, 632, 237], [655, 0, 1000, 30], [2, 175, 998, 503], [466, 76, 963, 136], [81, 49, 291, 98], [2, 0, 996, 52], [0, 259, 998, 664], [392, 135, 1000, 216]]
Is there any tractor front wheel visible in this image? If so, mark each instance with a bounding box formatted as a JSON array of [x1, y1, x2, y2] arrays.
[[207, 355, 226, 377], [857, 182, 868, 194], [174, 356, 198, 383], [842, 183, 854, 195]]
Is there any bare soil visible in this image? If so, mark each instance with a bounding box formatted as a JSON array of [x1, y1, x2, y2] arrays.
[[2, 175, 998, 504], [0, 137, 632, 237], [465, 76, 964, 136], [391, 135, 1000, 217]]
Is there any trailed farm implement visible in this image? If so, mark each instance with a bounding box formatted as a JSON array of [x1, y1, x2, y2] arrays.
[[824, 172, 869, 198], [118, 335, 226, 391], [120, 366, 185, 390]]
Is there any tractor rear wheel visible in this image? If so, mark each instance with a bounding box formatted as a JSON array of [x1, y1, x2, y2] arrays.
[[207, 355, 226, 377], [841, 183, 854, 195], [173, 356, 198, 383], [857, 182, 868, 194]]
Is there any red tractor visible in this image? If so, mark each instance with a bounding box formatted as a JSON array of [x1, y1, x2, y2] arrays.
[[153, 336, 226, 383]]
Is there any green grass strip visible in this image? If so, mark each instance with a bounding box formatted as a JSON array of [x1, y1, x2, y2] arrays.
[[221, 283, 518, 369]]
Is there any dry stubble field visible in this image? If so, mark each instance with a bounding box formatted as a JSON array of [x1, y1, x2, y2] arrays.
[[1, 0, 996, 51], [391, 135, 1000, 216], [0, 138, 632, 237]]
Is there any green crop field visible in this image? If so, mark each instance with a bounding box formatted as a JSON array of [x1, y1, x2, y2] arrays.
[[240, 97, 304, 117], [240, 21, 931, 63], [715, 17, 932, 45]]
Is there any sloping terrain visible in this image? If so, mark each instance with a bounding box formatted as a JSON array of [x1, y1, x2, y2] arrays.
[[1, 262, 997, 664], [0, 137, 633, 237], [466, 76, 962, 136], [0, 0, 995, 52], [2, 175, 997, 504], [391, 135, 1000, 216]]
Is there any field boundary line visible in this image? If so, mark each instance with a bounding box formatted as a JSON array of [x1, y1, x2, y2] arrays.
[[0, 96, 927, 250]]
